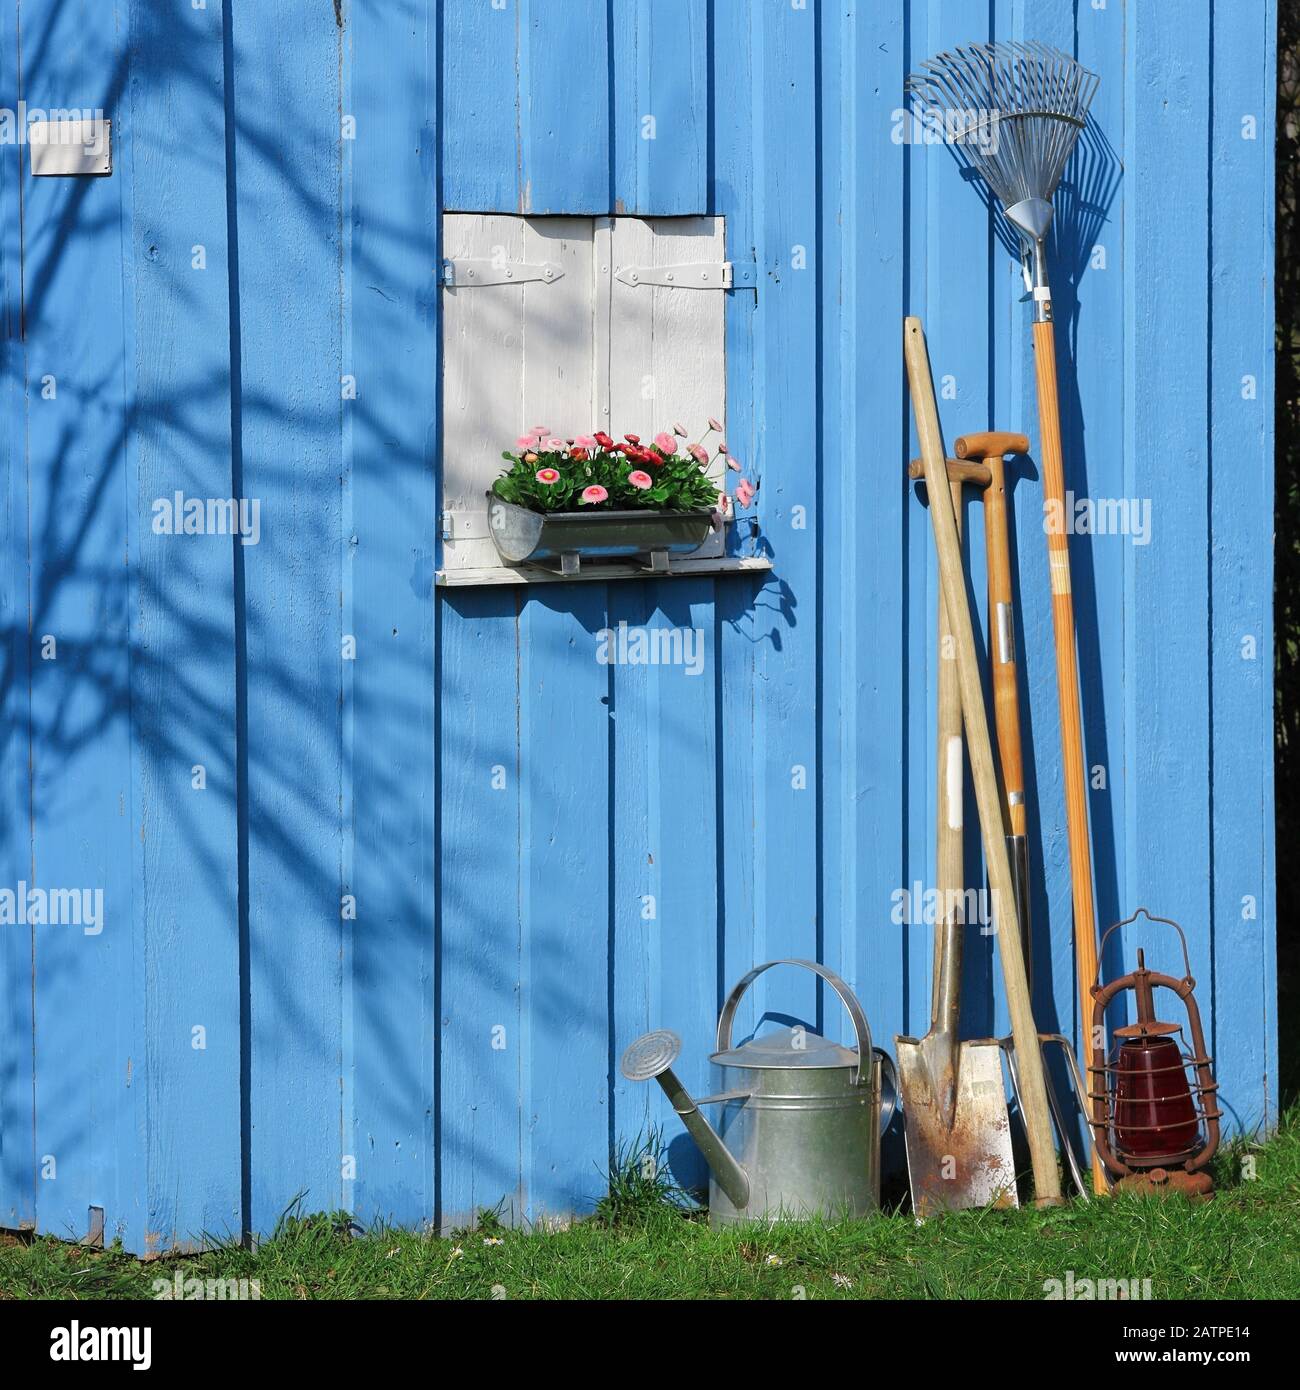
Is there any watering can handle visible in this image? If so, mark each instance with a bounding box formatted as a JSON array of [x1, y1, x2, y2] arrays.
[[716, 959, 875, 1087]]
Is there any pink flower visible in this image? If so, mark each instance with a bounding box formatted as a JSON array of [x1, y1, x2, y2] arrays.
[[727, 454, 741, 471], [673, 422, 688, 437], [580, 485, 609, 505], [716, 493, 732, 515], [627, 470, 653, 490], [515, 435, 536, 450], [535, 467, 560, 484], [707, 416, 724, 433], [531, 425, 549, 437], [735, 479, 756, 507], [688, 443, 709, 466], [544, 438, 566, 451], [573, 435, 598, 450], [654, 431, 677, 455]]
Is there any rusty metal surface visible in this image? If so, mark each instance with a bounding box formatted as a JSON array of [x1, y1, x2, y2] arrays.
[[1113, 1168, 1215, 1200], [897, 1039, 1019, 1216]]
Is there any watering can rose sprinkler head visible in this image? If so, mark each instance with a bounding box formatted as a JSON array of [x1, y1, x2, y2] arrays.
[[619, 1029, 751, 1211]]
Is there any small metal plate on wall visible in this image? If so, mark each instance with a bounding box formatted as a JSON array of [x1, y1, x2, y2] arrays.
[[28, 118, 112, 176]]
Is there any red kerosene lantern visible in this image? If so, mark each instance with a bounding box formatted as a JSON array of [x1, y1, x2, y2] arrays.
[[1088, 910, 1222, 1197]]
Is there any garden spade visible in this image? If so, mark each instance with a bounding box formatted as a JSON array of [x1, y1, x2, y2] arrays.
[[904, 315, 1063, 1208], [896, 456, 1017, 1217]]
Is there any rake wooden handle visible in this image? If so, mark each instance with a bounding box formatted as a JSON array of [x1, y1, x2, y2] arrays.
[[905, 317, 1063, 1207], [1032, 317, 1106, 1194]]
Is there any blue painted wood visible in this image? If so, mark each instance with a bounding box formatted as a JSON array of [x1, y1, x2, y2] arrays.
[[123, 0, 243, 1251], [819, 0, 910, 1057], [611, 0, 709, 216], [0, 1, 1277, 1249], [346, 0, 440, 1231], [1125, 7, 1215, 1010], [17, 0, 141, 1249], [517, 587, 611, 1219], [610, 583, 718, 1191], [442, 0, 523, 213], [228, 1, 345, 1235], [0, 0, 34, 1234], [519, 0, 611, 214], [437, 592, 526, 1227], [1209, 1, 1278, 1134], [728, 0, 822, 1046]]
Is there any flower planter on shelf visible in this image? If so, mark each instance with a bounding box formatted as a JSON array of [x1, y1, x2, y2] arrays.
[[486, 493, 712, 575]]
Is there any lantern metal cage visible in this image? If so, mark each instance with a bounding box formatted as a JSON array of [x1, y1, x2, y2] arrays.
[[1087, 909, 1223, 1196]]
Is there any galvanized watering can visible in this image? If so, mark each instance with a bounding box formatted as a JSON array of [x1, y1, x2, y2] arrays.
[[621, 959, 896, 1226]]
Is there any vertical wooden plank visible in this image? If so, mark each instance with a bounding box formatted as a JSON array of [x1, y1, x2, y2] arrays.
[[231, 0, 345, 1235], [1124, 6, 1214, 995], [0, 0, 34, 1233], [605, 214, 722, 1179], [519, 588, 609, 1219], [722, 0, 820, 1040], [611, 0, 708, 215], [1209, 0, 1277, 1131], [126, 0, 243, 1250], [346, 0, 439, 1230], [609, 584, 718, 1193], [441, 0, 522, 212], [818, 0, 909, 1054], [911, 2, 1001, 1042], [437, 594, 525, 1228], [1063, 0, 1130, 1016], [519, 0, 611, 213], [712, 0, 759, 1034], [17, 0, 139, 1248]]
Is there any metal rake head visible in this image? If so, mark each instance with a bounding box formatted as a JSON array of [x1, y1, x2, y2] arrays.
[[906, 41, 1099, 244]]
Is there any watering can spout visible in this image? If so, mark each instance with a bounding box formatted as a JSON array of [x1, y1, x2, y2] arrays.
[[620, 1031, 751, 1211]]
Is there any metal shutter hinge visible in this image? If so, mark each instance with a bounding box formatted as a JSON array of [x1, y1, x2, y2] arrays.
[[441, 259, 564, 288], [615, 260, 756, 290]]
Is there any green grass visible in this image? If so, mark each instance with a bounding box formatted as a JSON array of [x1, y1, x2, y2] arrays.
[[2, 1114, 1297, 1301]]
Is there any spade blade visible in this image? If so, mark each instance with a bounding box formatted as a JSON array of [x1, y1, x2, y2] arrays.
[[896, 1038, 1019, 1217]]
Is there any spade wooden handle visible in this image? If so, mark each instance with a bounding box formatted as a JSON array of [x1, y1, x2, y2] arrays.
[[905, 317, 1063, 1207]]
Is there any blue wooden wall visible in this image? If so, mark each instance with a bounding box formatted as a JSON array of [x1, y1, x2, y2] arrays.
[[0, 0, 1276, 1251]]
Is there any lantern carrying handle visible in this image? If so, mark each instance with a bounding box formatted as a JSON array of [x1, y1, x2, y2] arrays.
[[716, 958, 874, 1088], [1093, 907, 1194, 989]]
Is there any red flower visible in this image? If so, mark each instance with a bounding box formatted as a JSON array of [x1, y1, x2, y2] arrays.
[[624, 433, 641, 445], [570, 447, 589, 461], [594, 432, 615, 449]]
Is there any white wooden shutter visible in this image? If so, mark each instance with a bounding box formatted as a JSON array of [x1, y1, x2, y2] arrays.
[[604, 216, 726, 560], [440, 213, 728, 577]]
